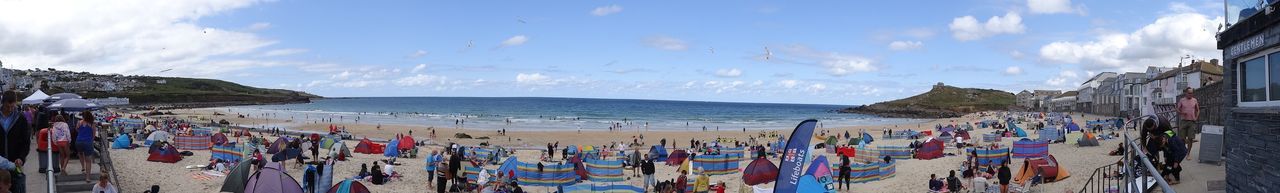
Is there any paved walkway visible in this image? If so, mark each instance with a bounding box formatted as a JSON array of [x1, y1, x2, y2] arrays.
[[24, 145, 102, 193]]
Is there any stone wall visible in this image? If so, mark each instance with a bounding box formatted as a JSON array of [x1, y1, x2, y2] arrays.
[[1221, 56, 1280, 192]]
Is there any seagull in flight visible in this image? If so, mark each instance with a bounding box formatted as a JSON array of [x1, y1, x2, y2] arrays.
[[764, 47, 772, 60], [516, 17, 527, 24], [468, 40, 474, 48], [159, 69, 172, 73], [708, 47, 715, 54]]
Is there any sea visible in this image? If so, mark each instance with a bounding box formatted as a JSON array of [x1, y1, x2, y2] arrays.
[[224, 97, 925, 131]]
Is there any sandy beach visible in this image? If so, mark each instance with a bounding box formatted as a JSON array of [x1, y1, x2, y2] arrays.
[[110, 109, 1138, 193]]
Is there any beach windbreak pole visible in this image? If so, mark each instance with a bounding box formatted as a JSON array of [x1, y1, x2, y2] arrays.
[[774, 119, 818, 193]]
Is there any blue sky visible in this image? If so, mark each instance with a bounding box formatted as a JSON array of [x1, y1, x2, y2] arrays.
[[0, 0, 1227, 105]]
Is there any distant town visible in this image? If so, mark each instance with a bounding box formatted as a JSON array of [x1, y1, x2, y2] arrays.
[[0, 66, 137, 106], [1016, 58, 1222, 122]]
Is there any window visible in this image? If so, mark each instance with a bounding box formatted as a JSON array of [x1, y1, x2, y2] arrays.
[[1237, 50, 1280, 106], [1243, 56, 1266, 102]]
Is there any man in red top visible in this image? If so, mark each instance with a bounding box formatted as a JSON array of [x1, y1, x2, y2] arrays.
[[1174, 87, 1199, 157]]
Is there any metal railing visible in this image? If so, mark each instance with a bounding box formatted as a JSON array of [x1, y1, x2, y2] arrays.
[[1078, 116, 1175, 193]]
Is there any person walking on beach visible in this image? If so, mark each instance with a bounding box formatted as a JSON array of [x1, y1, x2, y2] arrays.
[[1174, 87, 1199, 158], [642, 159, 656, 192], [424, 150, 439, 187]]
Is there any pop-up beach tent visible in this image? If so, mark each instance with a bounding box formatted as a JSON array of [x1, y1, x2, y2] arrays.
[[244, 162, 304, 193], [220, 160, 255, 193], [326, 179, 371, 193], [329, 141, 351, 161], [1013, 155, 1071, 184], [398, 135, 415, 151], [648, 145, 669, 162], [111, 134, 132, 149], [353, 138, 382, 154], [147, 144, 182, 163], [915, 139, 945, 160]]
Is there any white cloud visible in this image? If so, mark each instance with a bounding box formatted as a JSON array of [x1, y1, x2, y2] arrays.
[[778, 80, 800, 88], [0, 0, 280, 78], [949, 12, 1026, 41], [408, 50, 428, 58], [411, 64, 428, 73], [714, 68, 742, 78], [644, 36, 688, 51], [591, 5, 623, 16], [331, 71, 353, 80], [774, 45, 879, 76], [1038, 10, 1222, 72], [247, 22, 271, 31], [1046, 70, 1080, 86], [805, 83, 827, 93], [822, 56, 877, 76], [516, 73, 552, 86], [1004, 66, 1024, 75], [261, 48, 307, 57], [1028, 0, 1083, 15], [331, 80, 383, 88], [501, 35, 528, 47], [395, 74, 447, 86], [888, 41, 923, 51]]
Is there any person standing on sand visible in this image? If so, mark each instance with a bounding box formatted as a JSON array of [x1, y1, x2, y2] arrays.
[[998, 161, 1011, 193], [642, 159, 656, 192], [1174, 87, 1199, 158]]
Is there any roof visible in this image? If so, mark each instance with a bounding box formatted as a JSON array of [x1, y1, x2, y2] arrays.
[[1149, 60, 1223, 82], [1057, 91, 1078, 98]]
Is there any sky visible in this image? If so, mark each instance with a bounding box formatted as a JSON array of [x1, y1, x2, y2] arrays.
[[0, 0, 1228, 105]]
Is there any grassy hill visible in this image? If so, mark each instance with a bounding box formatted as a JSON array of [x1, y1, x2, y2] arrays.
[[55, 76, 319, 105], [840, 83, 1014, 118]]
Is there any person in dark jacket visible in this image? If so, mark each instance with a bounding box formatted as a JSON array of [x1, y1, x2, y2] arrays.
[[641, 159, 656, 192], [928, 174, 942, 191], [0, 91, 30, 193], [1163, 129, 1188, 184], [370, 164, 385, 185], [947, 170, 963, 192], [998, 162, 1011, 193], [839, 155, 851, 190]]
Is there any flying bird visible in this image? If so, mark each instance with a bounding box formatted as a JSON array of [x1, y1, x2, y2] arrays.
[[708, 47, 715, 54], [516, 18, 527, 24], [468, 40, 474, 48], [764, 47, 772, 60], [159, 69, 173, 73]]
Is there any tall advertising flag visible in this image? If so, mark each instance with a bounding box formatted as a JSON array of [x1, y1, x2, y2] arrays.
[[773, 119, 818, 193]]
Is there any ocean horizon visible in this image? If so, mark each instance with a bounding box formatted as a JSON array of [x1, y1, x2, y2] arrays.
[[225, 97, 924, 131]]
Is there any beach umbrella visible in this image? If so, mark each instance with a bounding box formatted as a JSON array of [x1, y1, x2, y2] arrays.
[[220, 160, 255, 193], [21, 90, 47, 105], [46, 98, 99, 111], [46, 93, 81, 101], [742, 157, 778, 186]]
